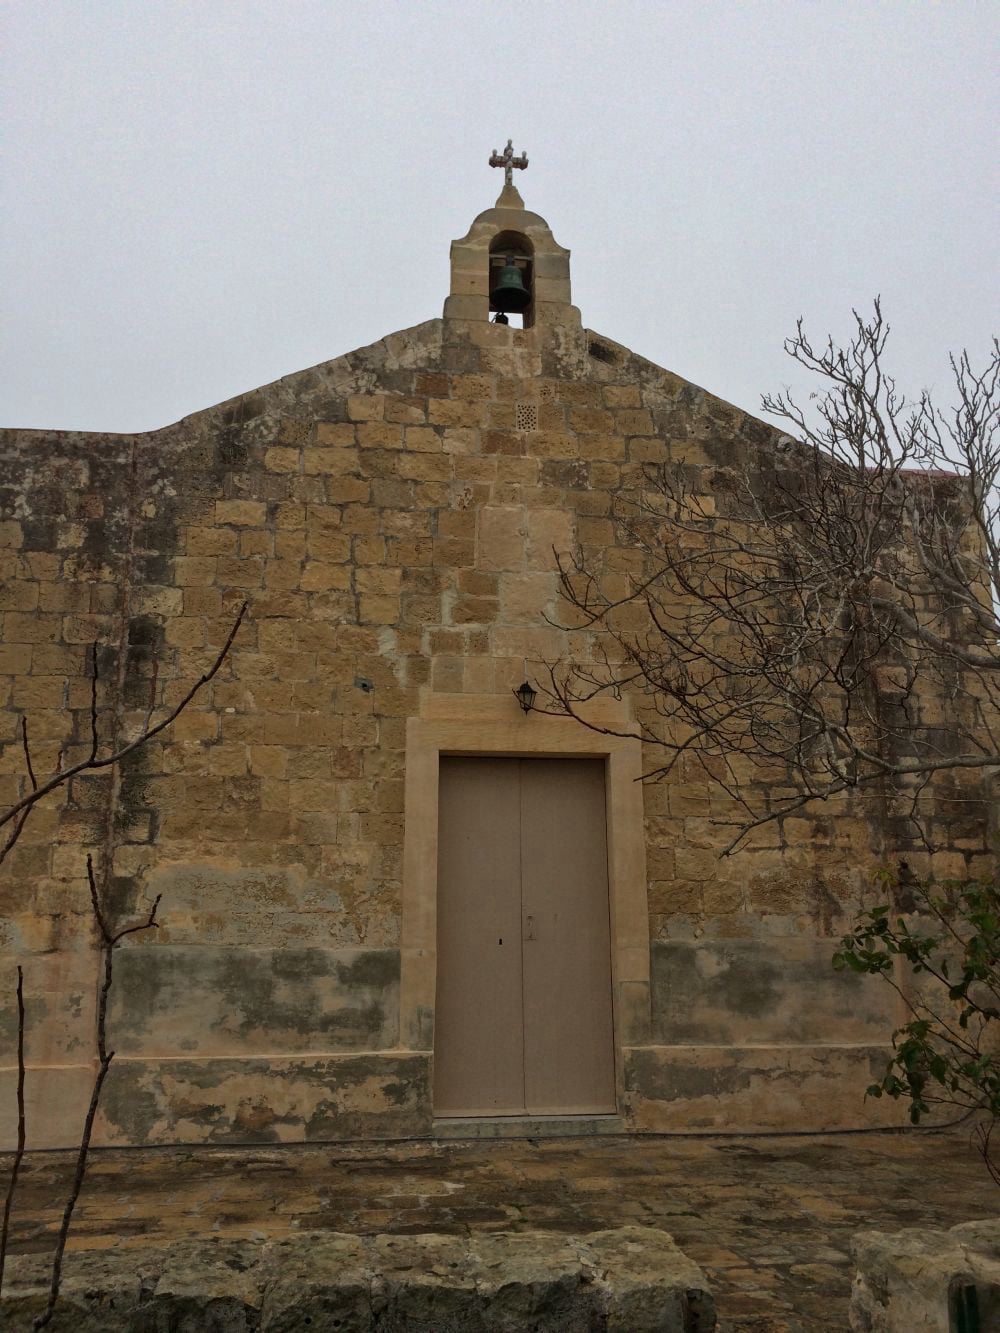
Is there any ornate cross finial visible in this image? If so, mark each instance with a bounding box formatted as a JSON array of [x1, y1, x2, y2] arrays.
[[489, 138, 528, 188]]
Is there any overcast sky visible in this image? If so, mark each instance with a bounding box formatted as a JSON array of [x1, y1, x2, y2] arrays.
[[3, 1, 997, 434]]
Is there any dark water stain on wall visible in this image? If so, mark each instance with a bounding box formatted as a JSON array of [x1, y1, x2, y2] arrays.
[[110, 946, 401, 1054]]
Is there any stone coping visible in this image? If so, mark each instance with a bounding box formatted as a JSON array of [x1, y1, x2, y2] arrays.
[[1, 1225, 715, 1331]]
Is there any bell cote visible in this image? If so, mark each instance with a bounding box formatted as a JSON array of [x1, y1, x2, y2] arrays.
[[443, 152, 581, 332]]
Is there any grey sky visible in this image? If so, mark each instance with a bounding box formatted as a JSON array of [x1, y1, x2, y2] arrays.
[[3, 0, 997, 434]]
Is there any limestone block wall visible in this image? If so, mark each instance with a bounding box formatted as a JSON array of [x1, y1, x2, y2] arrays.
[[1, 309, 992, 1148]]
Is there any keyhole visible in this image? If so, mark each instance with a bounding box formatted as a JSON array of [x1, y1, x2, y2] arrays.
[[498, 938, 503, 945]]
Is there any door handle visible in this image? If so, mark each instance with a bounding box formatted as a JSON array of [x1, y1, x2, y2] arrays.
[[524, 914, 535, 941]]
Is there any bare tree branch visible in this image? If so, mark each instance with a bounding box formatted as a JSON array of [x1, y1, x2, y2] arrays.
[[545, 307, 1000, 851], [32, 856, 161, 1331], [975, 1120, 1000, 1189], [0, 721, 39, 868]]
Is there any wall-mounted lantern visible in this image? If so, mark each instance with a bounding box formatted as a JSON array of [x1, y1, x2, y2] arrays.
[[513, 680, 537, 714]]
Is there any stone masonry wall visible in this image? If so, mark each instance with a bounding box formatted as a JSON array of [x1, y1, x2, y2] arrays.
[[1, 307, 992, 1148]]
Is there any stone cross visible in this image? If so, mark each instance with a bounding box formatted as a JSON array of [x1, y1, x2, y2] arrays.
[[489, 139, 528, 188]]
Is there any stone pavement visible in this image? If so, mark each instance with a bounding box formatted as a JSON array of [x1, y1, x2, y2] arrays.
[[2, 1129, 995, 1330]]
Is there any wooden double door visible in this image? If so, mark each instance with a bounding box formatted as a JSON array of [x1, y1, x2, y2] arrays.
[[434, 757, 616, 1117]]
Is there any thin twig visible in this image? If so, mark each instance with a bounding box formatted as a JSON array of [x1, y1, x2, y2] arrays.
[[0, 719, 39, 867], [33, 857, 160, 1330], [974, 1120, 1000, 1189], [88, 642, 99, 763], [0, 966, 26, 1296]]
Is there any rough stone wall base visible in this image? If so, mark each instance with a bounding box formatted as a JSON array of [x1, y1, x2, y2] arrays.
[[624, 1044, 908, 1132], [1, 1226, 716, 1332], [0, 1051, 432, 1150], [4, 1044, 920, 1149]]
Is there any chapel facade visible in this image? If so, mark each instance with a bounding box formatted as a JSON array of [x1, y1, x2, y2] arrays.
[[2, 152, 991, 1150]]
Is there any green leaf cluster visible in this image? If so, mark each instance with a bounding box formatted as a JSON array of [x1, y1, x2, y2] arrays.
[[833, 866, 1000, 1168]]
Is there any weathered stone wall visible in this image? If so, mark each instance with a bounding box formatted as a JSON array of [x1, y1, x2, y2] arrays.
[[2, 207, 993, 1147]]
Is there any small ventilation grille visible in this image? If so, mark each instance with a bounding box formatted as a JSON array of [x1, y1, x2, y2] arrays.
[[515, 403, 538, 431]]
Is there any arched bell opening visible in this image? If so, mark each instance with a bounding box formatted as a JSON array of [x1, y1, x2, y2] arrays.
[[488, 232, 534, 329]]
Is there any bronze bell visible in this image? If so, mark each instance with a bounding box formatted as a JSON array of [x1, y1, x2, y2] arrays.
[[490, 255, 531, 313]]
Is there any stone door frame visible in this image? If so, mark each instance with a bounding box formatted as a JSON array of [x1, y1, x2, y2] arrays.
[[400, 693, 652, 1115]]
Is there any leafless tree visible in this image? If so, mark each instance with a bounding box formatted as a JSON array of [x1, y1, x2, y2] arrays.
[[0, 602, 247, 1316], [547, 304, 1000, 853]]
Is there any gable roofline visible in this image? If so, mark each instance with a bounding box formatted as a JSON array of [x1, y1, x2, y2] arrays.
[[1, 316, 787, 458]]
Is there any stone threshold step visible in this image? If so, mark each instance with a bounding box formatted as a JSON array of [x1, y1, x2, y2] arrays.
[[434, 1114, 626, 1140]]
